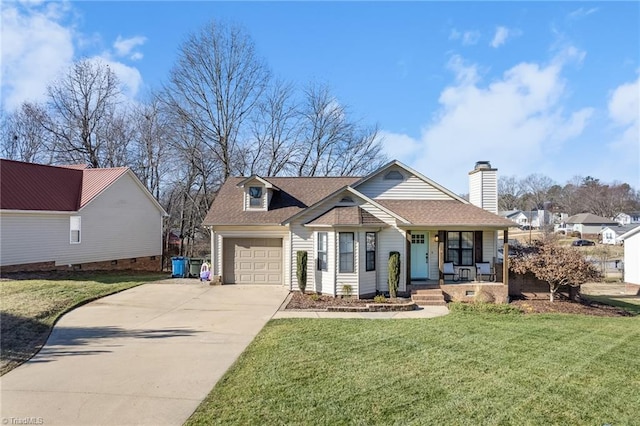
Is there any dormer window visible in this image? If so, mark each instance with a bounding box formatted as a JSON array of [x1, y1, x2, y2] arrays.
[[384, 170, 404, 180], [249, 186, 263, 208]]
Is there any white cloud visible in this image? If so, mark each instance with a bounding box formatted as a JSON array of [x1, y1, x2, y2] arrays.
[[1, 1, 75, 109], [606, 75, 640, 186], [490, 26, 509, 48], [449, 28, 480, 46], [0, 2, 146, 111], [113, 35, 147, 60], [568, 7, 598, 20], [381, 51, 593, 193]]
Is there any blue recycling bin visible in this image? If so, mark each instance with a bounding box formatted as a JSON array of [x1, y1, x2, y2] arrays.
[[171, 256, 189, 278]]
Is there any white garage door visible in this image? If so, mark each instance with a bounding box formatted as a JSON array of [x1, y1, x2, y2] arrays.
[[223, 238, 283, 284]]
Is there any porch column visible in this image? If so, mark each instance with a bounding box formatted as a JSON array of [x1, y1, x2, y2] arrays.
[[406, 231, 411, 287], [503, 229, 509, 287], [438, 234, 444, 287]]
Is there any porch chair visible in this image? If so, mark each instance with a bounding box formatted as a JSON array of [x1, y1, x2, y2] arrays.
[[443, 262, 459, 282], [475, 262, 496, 282]]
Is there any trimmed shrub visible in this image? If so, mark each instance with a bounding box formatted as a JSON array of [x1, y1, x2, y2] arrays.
[[449, 302, 521, 315], [296, 251, 307, 293], [388, 251, 401, 298], [373, 294, 387, 303], [342, 284, 353, 298]]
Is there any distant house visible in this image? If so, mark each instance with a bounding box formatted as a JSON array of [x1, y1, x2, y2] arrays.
[[614, 212, 640, 226], [203, 160, 515, 302], [600, 224, 640, 245], [0, 159, 167, 273], [619, 226, 640, 285], [565, 213, 618, 237], [499, 209, 549, 229]]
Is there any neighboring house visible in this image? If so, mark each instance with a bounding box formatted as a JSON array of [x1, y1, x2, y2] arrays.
[[499, 209, 549, 229], [565, 213, 618, 237], [619, 226, 640, 285], [600, 224, 640, 245], [614, 212, 640, 226], [202, 160, 514, 301], [499, 210, 528, 227], [0, 159, 167, 272]]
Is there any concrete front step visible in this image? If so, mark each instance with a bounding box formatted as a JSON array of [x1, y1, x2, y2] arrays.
[[411, 288, 446, 306]]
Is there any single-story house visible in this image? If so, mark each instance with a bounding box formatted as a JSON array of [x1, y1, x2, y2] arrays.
[[499, 209, 549, 229], [600, 224, 640, 245], [565, 213, 618, 237], [202, 160, 514, 301], [619, 225, 640, 285], [0, 159, 167, 272], [614, 212, 640, 226]]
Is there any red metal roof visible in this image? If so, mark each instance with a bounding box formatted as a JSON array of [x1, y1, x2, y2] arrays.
[[1, 159, 127, 211]]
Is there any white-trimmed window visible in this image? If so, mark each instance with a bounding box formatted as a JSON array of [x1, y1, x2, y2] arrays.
[[339, 232, 354, 273], [365, 232, 376, 271], [248, 186, 263, 208], [317, 232, 328, 271], [70, 216, 81, 244]]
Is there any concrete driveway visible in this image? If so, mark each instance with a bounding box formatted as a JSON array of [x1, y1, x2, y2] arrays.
[[1, 282, 289, 426]]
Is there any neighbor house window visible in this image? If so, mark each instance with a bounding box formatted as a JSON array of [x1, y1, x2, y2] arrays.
[[249, 186, 263, 208], [70, 216, 81, 244], [365, 232, 376, 271], [446, 231, 473, 266], [339, 232, 354, 273], [317, 232, 328, 271]]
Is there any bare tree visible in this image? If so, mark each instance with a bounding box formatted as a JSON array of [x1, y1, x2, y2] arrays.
[[0, 102, 52, 164], [163, 20, 271, 179], [498, 176, 522, 211], [43, 59, 124, 167], [242, 79, 300, 176], [519, 173, 555, 210]]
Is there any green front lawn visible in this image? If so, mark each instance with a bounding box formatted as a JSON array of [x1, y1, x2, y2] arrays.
[[187, 312, 639, 425], [0, 272, 166, 375], [583, 295, 640, 315]]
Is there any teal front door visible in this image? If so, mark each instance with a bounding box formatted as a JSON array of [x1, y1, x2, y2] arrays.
[[410, 233, 429, 280]]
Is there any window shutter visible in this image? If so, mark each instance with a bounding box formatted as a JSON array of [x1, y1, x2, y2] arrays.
[[474, 231, 483, 263]]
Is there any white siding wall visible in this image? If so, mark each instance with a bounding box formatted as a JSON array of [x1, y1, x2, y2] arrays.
[[1, 174, 163, 267], [313, 231, 335, 294], [336, 230, 359, 297], [469, 170, 498, 214], [624, 233, 640, 285], [62, 173, 163, 265], [483, 231, 497, 263], [357, 167, 456, 200], [211, 226, 289, 287], [290, 223, 314, 292], [358, 231, 377, 296], [377, 227, 406, 293], [0, 212, 69, 266]]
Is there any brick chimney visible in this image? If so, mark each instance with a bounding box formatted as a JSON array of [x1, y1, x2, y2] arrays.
[[468, 161, 497, 214]]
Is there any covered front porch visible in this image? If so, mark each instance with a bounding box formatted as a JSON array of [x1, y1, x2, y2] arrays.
[[404, 228, 510, 303]]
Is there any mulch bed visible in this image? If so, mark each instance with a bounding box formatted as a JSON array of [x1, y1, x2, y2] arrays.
[[510, 298, 635, 317], [287, 292, 634, 317], [286, 292, 411, 310]]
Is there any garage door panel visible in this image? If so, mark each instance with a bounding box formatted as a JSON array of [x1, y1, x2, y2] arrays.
[[223, 238, 282, 285]]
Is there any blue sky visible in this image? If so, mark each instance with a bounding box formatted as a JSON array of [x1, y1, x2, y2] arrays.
[[2, 1, 638, 193]]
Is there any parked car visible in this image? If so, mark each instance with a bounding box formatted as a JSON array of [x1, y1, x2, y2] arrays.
[[572, 239, 595, 246]]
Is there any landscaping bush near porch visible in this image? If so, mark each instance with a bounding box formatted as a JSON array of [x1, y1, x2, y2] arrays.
[[187, 313, 639, 425]]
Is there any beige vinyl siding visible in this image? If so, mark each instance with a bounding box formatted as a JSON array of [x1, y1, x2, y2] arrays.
[[358, 231, 376, 296], [290, 223, 314, 292], [0, 212, 69, 266], [377, 227, 406, 293], [357, 167, 455, 200], [336, 230, 359, 297], [60, 173, 163, 265]]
